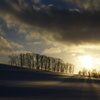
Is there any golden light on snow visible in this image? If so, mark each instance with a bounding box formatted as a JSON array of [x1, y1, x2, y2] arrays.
[[78, 55, 94, 70]]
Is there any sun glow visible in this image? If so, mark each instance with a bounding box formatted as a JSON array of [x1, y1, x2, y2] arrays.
[[78, 55, 94, 70]]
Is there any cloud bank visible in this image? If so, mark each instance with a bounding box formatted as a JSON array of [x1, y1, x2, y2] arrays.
[[0, 0, 100, 46]]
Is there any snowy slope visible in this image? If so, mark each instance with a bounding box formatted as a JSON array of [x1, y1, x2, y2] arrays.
[[0, 64, 100, 100]]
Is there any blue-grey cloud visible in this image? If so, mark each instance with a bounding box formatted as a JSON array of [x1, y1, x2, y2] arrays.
[[61, 0, 100, 11]]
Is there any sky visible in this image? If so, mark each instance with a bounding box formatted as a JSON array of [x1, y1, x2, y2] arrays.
[[0, 0, 100, 73]]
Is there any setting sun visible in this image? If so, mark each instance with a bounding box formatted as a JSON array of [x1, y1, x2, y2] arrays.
[[78, 55, 94, 70]]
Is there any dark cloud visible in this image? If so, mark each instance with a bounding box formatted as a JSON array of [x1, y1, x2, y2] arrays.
[[32, 0, 41, 4], [61, 0, 100, 11], [0, 0, 100, 45]]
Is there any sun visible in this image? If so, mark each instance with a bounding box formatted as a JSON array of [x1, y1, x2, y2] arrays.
[[78, 55, 94, 70]]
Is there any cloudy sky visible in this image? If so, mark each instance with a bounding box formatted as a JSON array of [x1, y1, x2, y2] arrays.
[[0, 0, 100, 73]]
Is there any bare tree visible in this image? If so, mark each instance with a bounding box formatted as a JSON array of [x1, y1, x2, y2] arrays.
[[8, 52, 75, 74]]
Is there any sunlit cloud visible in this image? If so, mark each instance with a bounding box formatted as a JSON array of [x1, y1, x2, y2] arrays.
[[27, 41, 42, 45], [0, 50, 31, 55], [43, 47, 62, 54], [32, 42, 41, 45], [26, 32, 41, 40], [0, 36, 12, 49], [69, 8, 80, 12], [10, 41, 24, 49], [0, 36, 24, 55]]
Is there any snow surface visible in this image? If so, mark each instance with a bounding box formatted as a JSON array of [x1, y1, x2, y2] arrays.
[[0, 64, 100, 100]]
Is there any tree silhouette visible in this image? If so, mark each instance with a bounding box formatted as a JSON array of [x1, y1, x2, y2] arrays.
[[8, 52, 75, 74], [78, 67, 100, 77]]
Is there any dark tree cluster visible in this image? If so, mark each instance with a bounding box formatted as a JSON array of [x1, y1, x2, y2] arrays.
[[78, 68, 100, 77], [8, 53, 74, 74]]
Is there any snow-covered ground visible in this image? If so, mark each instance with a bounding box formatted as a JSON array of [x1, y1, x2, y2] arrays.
[[0, 64, 100, 100]]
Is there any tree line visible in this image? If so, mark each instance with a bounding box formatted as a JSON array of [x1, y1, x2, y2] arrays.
[[8, 52, 74, 74], [78, 68, 100, 77]]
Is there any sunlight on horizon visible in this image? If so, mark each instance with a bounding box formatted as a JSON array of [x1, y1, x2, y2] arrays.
[[78, 55, 94, 70]]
